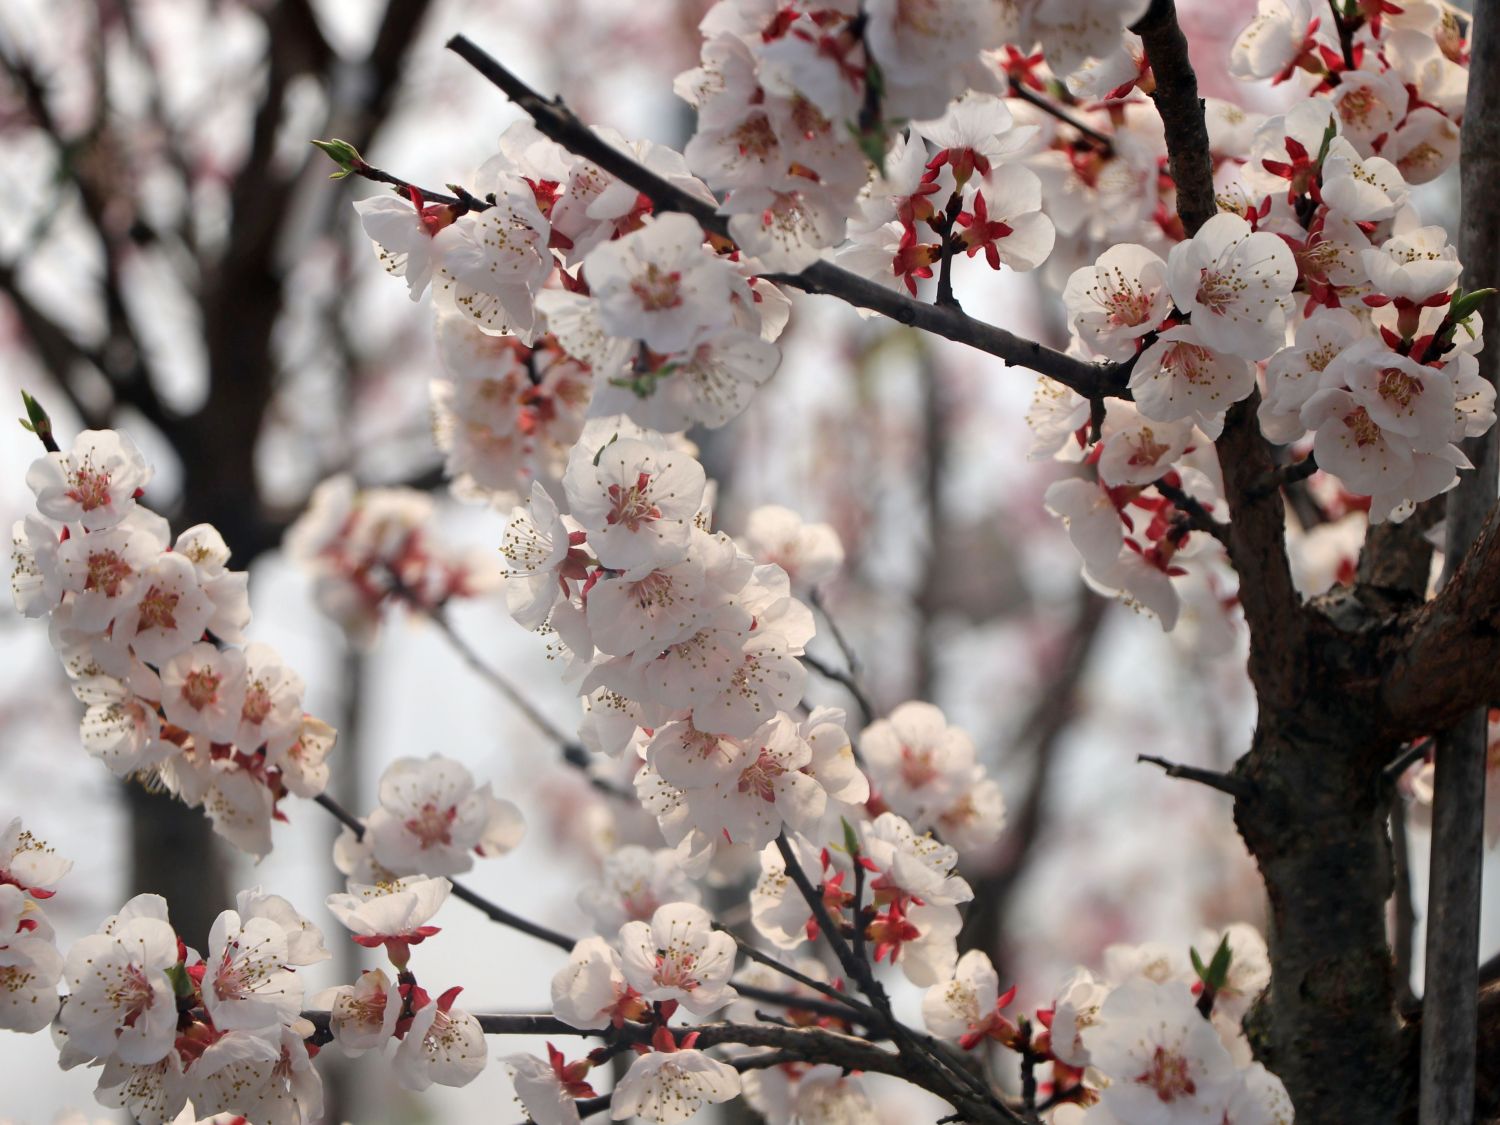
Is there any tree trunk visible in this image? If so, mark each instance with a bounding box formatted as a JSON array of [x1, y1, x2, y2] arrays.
[[1236, 715, 1406, 1123]]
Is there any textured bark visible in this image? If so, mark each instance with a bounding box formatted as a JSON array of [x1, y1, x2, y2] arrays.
[[1235, 713, 1405, 1122]]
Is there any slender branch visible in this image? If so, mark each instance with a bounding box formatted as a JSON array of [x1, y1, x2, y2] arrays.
[[771, 834, 1013, 1119], [802, 651, 876, 728], [1384, 740, 1431, 781], [312, 792, 576, 951], [934, 193, 964, 311], [1249, 453, 1318, 499], [1006, 79, 1113, 149], [384, 571, 630, 800], [732, 981, 867, 1026], [1327, 0, 1359, 73], [423, 602, 576, 749], [1137, 754, 1255, 800], [301, 812, 890, 1029], [441, 34, 1126, 402], [809, 588, 863, 680], [1152, 477, 1231, 546], [350, 163, 470, 210], [727, 932, 878, 1020]]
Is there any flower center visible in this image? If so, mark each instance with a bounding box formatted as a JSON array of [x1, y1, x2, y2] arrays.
[[182, 668, 223, 712], [85, 549, 134, 596], [630, 264, 685, 311], [737, 748, 787, 803], [1164, 341, 1214, 385], [1138, 1045, 1196, 1102], [242, 683, 273, 726], [137, 585, 181, 632], [405, 802, 457, 848], [1342, 405, 1382, 447], [899, 744, 940, 790], [66, 466, 113, 512], [653, 950, 701, 992], [1338, 86, 1377, 127], [107, 961, 156, 1026], [1126, 427, 1172, 467], [732, 114, 778, 159], [606, 473, 664, 532], [1377, 367, 1423, 409], [1103, 281, 1154, 326], [1195, 267, 1243, 315]]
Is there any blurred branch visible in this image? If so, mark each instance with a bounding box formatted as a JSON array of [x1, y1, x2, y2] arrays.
[[962, 592, 1108, 956]]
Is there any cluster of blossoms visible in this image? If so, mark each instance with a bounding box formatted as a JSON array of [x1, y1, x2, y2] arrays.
[[355, 117, 792, 507], [10, 431, 337, 855], [675, 0, 1147, 276], [497, 416, 1015, 874], [1024, 2, 1486, 633], [0, 811, 485, 1122], [284, 474, 499, 645], [919, 926, 1292, 1122]]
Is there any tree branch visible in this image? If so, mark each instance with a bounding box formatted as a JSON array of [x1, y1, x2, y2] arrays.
[[312, 792, 577, 951], [440, 34, 1126, 402], [1138, 753, 1255, 800], [1135, 0, 1306, 706]]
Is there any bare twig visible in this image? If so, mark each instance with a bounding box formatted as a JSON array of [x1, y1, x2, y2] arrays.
[[802, 651, 876, 728], [1006, 78, 1114, 149], [313, 792, 577, 951], [1137, 754, 1254, 800], [1249, 453, 1318, 499], [1153, 477, 1231, 546]]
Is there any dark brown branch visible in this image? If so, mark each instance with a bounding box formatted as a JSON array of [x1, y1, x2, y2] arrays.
[[1250, 453, 1318, 498], [1138, 754, 1254, 800], [441, 34, 1125, 402], [1007, 78, 1114, 149], [1357, 498, 1443, 602], [1152, 477, 1231, 546]]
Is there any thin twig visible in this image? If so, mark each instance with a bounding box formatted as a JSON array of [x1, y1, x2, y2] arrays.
[[802, 651, 877, 728], [385, 571, 630, 800], [1249, 453, 1318, 499], [1152, 477, 1231, 546], [314, 792, 575, 950], [1383, 739, 1431, 780], [1007, 79, 1114, 149], [809, 588, 863, 679], [1137, 754, 1254, 800]]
